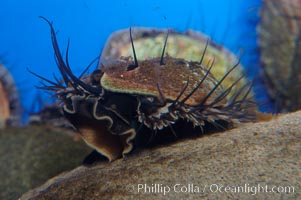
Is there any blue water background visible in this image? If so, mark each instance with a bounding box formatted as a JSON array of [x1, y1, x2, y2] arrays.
[[0, 0, 273, 122]]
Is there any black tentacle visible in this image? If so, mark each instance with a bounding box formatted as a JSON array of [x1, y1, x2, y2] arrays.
[[200, 39, 209, 65], [65, 38, 72, 71], [27, 67, 63, 89], [79, 56, 99, 79], [39, 16, 70, 86], [170, 79, 189, 108], [40, 16, 102, 96], [160, 30, 169, 65], [179, 57, 215, 105], [196, 60, 240, 109], [127, 27, 138, 71], [205, 75, 245, 108]]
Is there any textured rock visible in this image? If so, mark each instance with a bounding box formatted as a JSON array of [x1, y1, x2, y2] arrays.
[[21, 111, 301, 200], [0, 81, 10, 128], [258, 0, 301, 112], [0, 126, 92, 200], [0, 64, 21, 128]]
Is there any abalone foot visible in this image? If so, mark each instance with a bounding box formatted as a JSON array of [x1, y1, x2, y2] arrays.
[[82, 150, 108, 165], [133, 119, 231, 149]]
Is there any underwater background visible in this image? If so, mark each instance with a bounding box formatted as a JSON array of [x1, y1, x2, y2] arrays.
[[0, 0, 272, 123], [2, 1, 301, 199]]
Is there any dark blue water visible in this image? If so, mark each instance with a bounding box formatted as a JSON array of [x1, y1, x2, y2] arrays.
[[0, 0, 272, 122]]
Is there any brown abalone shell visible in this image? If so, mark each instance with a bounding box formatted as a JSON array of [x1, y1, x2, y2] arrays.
[[101, 56, 225, 106], [101, 28, 248, 96]]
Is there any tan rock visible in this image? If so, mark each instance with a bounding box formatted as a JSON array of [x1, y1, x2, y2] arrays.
[[0, 64, 21, 128], [21, 111, 301, 200], [0, 82, 10, 128], [258, 0, 301, 112]]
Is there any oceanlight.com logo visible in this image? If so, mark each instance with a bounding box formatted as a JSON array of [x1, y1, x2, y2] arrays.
[[125, 183, 295, 196], [208, 184, 295, 195]]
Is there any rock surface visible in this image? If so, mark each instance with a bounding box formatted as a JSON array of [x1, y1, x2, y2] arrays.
[[21, 111, 301, 200], [0, 64, 22, 128], [0, 126, 92, 200], [258, 0, 301, 112]]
